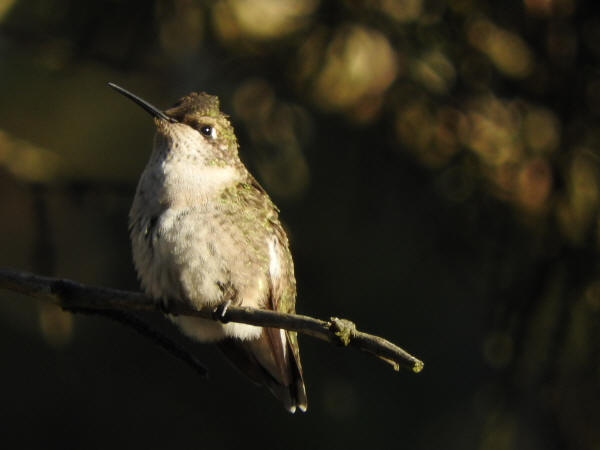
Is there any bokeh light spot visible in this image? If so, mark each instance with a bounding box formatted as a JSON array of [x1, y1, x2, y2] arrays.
[[376, 0, 423, 23], [39, 304, 74, 348], [523, 107, 560, 154], [213, 0, 318, 41], [0, 130, 62, 182], [412, 50, 456, 94], [312, 25, 399, 120], [468, 19, 533, 79]]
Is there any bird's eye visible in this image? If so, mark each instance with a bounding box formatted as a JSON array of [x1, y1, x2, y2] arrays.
[[200, 125, 213, 137]]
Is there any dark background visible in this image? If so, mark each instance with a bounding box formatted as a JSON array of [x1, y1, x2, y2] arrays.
[[1, 0, 599, 449]]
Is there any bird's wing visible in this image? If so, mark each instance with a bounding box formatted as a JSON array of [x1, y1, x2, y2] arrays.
[[218, 179, 307, 412]]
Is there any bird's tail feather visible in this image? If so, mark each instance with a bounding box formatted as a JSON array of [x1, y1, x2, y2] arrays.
[[218, 330, 307, 413]]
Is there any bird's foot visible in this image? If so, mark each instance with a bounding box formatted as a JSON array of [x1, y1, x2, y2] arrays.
[[213, 299, 232, 323]]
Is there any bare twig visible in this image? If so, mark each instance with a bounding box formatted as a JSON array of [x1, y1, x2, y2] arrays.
[[0, 268, 424, 373]]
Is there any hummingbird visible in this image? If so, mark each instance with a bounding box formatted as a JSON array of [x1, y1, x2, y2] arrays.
[[108, 82, 307, 413]]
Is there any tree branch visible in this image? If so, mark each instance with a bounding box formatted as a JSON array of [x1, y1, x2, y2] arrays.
[[0, 268, 424, 373]]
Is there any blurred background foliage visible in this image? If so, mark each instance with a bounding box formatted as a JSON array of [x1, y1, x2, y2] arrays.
[[1, 0, 599, 449]]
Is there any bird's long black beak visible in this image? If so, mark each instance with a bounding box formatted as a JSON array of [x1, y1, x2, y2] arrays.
[[108, 82, 177, 123]]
